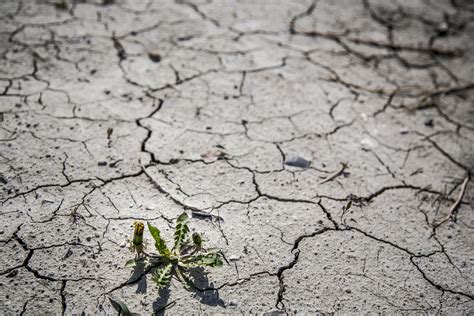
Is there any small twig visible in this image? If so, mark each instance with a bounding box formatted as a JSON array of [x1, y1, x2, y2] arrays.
[[319, 162, 347, 185], [434, 175, 470, 227], [191, 210, 223, 221]]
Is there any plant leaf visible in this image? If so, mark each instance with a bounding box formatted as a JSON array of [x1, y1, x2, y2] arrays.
[[152, 263, 173, 289], [173, 212, 190, 252], [152, 300, 177, 315], [147, 222, 170, 257], [174, 266, 196, 291], [125, 259, 137, 268], [125, 258, 147, 269], [109, 297, 134, 316], [192, 232, 203, 247], [182, 252, 223, 268], [343, 200, 352, 211]]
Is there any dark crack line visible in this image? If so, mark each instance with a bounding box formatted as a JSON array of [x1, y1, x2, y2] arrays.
[[276, 227, 331, 311], [60, 280, 67, 316], [410, 256, 473, 300]]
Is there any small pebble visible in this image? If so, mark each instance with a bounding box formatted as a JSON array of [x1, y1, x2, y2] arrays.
[[148, 51, 161, 62], [229, 255, 240, 261], [424, 118, 434, 127], [360, 138, 377, 149], [285, 156, 311, 168], [437, 22, 449, 33]]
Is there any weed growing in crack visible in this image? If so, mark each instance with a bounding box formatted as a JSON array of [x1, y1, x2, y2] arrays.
[[112, 213, 223, 314], [127, 212, 223, 290]]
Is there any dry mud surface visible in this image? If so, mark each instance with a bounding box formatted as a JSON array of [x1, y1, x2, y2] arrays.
[[1, 0, 474, 314]]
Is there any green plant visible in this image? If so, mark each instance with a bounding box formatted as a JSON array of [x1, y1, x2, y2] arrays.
[[129, 221, 145, 258], [109, 297, 138, 316], [126, 212, 223, 290]]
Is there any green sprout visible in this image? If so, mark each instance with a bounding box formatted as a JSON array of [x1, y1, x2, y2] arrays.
[[109, 297, 139, 316], [126, 212, 223, 291]]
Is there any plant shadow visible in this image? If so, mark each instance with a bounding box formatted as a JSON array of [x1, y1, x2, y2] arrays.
[[151, 266, 226, 314], [127, 259, 148, 294], [153, 288, 172, 315], [189, 267, 225, 307]]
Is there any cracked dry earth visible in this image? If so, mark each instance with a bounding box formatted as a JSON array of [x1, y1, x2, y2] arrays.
[[1, 0, 474, 314]]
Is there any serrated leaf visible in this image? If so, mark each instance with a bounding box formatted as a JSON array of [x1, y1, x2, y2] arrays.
[[109, 297, 137, 316], [173, 212, 190, 252], [152, 263, 173, 289], [174, 266, 196, 291], [147, 222, 170, 257], [182, 252, 223, 268]]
